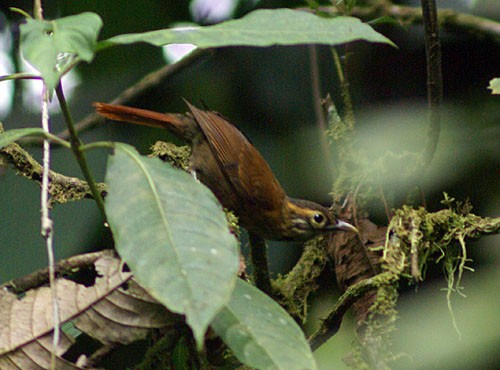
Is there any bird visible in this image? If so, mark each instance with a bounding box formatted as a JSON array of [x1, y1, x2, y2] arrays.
[[94, 100, 357, 241]]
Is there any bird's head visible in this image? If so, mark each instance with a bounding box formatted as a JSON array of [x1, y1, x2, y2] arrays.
[[280, 198, 358, 240]]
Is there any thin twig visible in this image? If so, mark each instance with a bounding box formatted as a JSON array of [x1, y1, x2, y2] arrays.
[[55, 83, 108, 221], [308, 45, 335, 177], [0, 73, 41, 82], [40, 84, 59, 370], [379, 184, 392, 222], [29, 3, 59, 365], [331, 48, 355, 130], [248, 232, 273, 296], [420, 0, 442, 169]]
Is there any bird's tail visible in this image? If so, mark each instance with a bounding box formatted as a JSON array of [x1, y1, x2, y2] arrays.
[[94, 102, 198, 140]]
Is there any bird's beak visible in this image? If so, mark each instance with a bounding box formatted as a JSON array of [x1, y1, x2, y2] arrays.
[[334, 220, 359, 233]]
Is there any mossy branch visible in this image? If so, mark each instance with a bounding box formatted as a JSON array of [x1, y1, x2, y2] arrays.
[[351, 204, 499, 368], [309, 271, 396, 350], [0, 141, 107, 206], [308, 201, 498, 367], [300, 1, 500, 40], [273, 237, 330, 322]]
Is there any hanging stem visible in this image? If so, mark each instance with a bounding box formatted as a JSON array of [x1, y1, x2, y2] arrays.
[[309, 45, 335, 177], [40, 85, 59, 370], [420, 0, 442, 168]]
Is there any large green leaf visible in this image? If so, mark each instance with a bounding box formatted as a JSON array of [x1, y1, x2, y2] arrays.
[[20, 12, 102, 91], [104, 143, 239, 348], [212, 279, 317, 370], [101, 8, 395, 48], [0, 128, 46, 148]]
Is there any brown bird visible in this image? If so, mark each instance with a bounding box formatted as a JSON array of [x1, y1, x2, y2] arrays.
[[94, 100, 357, 241]]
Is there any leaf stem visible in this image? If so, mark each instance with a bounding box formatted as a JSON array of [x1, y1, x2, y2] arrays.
[[79, 141, 116, 152], [55, 83, 107, 221], [0, 73, 41, 82], [44, 132, 71, 148], [9, 7, 33, 19]]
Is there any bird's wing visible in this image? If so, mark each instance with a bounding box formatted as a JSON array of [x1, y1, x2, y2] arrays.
[[184, 100, 286, 211]]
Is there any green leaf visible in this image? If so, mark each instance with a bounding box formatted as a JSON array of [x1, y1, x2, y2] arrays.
[[487, 78, 500, 94], [20, 12, 102, 91], [104, 143, 239, 348], [0, 128, 46, 148], [212, 280, 317, 370], [101, 8, 395, 49]]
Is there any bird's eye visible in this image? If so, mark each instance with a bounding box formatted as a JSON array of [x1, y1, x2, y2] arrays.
[[311, 213, 326, 227]]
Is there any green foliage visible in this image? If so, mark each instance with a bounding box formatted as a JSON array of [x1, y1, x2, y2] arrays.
[[104, 143, 239, 348], [100, 8, 395, 49], [20, 12, 102, 91], [212, 279, 317, 370]]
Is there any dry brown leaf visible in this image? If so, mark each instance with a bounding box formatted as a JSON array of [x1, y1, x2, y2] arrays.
[[0, 252, 173, 369], [0, 332, 79, 370], [74, 279, 174, 345], [328, 217, 385, 325], [0, 254, 131, 355]]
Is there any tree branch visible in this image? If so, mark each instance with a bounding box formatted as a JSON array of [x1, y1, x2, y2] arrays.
[[301, 1, 500, 39], [0, 141, 107, 206], [273, 237, 329, 322], [309, 272, 394, 350], [1, 250, 116, 293]]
